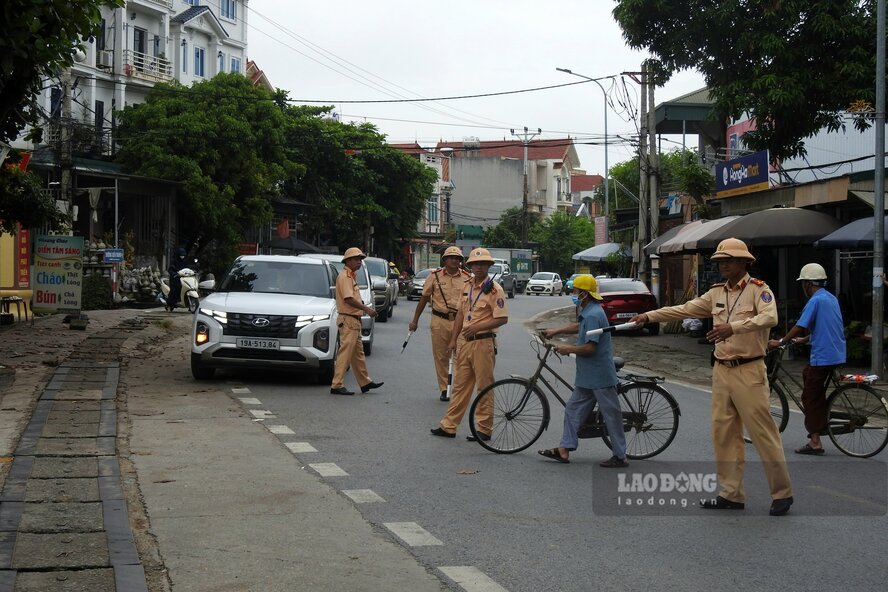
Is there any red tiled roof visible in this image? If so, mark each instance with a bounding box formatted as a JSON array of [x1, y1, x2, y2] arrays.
[[389, 142, 431, 155], [434, 138, 572, 161], [571, 174, 603, 191]]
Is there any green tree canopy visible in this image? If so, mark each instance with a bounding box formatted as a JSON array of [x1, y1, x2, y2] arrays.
[[613, 0, 876, 162], [481, 206, 542, 248], [529, 211, 596, 277], [116, 74, 299, 271]]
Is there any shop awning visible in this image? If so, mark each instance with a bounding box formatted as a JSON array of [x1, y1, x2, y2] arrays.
[[656, 217, 740, 254], [643, 220, 705, 256], [815, 215, 888, 249], [695, 207, 841, 249], [572, 242, 629, 262]]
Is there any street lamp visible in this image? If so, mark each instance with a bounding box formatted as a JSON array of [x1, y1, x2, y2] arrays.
[[556, 67, 610, 240]]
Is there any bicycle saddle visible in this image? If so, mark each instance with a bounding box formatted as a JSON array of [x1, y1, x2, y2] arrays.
[[613, 357, 625, 371]]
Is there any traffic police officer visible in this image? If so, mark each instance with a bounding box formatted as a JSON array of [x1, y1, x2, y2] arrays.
[[408, 246, 471, 400], [431, 248, 508, 440], [632, 238, 794, 516], [330, 247, 383, 396]]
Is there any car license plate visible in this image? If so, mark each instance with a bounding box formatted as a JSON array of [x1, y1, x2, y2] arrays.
[[615, 312, 636, 319], [236, 338, 280, 350]]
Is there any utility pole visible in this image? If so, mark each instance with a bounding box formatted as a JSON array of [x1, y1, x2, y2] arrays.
[[636, 64, 649, 281], [872, 0, 885, 375], [511, 126, 541, 247], [60, 68, 73, 227], [647, 63, 660, 299]]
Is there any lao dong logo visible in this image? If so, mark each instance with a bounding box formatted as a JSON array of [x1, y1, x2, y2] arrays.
[[617, 472, 718, 494]]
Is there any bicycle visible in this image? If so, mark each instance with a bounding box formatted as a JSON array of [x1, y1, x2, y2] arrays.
[[766, 344, 888, 458], [467, 333, 681, 459]]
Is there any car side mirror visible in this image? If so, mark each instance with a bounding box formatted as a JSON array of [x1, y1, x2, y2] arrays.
[[198, 279, 216, 292], [372, 279, 388, 291]]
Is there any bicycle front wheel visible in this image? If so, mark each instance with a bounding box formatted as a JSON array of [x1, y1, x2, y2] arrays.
[[769, 381, 790, 433], [469, 378, 549, 454], [602, 382, 680, 459], [826, 384, 888, 458]]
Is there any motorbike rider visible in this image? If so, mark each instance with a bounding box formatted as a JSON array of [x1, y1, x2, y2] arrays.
[[166, 246, 189, 312]]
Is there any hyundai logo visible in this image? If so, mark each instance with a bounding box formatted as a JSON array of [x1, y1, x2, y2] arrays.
[[252, 317, 270, 327]]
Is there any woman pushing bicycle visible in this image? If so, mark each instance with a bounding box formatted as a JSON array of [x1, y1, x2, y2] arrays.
[[538, 275, 628, 468]]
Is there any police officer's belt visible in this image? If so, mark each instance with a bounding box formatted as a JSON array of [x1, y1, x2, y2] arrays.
[[715, 356, 764, 367], [465, 332, 495, 341], [432, 309, 457, 320]]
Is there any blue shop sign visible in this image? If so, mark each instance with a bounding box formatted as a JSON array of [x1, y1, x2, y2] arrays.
[[715, 150, 770, 198]]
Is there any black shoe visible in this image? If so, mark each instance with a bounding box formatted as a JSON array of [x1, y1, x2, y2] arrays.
[[330, 387, 355, 396], [466, 432, 490, 442], [599, 456, 629, 468], [361, 381, 384, 393], [440, 390, 450, 401], [769, 496, 793, 516], [430, 427, 455, 438], [700, 495, 745, 510]]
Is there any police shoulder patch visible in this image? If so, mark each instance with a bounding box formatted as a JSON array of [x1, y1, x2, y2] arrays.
[[760, 291, 773, 303], [750, 278, 765, 286], [496, 297, 505, 308]]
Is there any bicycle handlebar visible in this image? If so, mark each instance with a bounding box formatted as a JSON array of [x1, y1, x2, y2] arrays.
[[585, 322, 638, 337]]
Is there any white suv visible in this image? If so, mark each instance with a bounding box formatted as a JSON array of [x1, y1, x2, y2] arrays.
[[191, 255, 340, 381], [297, 253, 376, 355]]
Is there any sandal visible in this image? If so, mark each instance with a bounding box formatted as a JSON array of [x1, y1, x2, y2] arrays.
[[794, 443, 825, 455], [537, 448, 570, 463]]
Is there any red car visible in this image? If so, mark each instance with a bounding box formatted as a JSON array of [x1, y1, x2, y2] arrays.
[[596, 278, 660, 335]]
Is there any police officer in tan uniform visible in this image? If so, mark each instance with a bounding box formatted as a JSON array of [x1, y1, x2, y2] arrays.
[[431, 248, 508, 440], [408, 246, 471, 401], [632, 238, 794, 516], [330, 247, 383, 396]]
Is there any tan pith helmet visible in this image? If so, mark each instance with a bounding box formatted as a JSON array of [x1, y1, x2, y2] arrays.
[[442, 246, 464, 259], [342, 247, 366, 261], [466, 247, 494, 264], [710, 237, 755, 262], [797, 263, 827, 281]]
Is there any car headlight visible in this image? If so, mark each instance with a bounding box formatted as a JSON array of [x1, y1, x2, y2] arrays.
[[313, 328, 330, 351], [195, 321, 211, 345], [294, 314, 330, 329], [199, 308, 227, 324]]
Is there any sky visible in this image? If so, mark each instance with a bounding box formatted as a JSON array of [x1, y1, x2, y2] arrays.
[[242, 0, 706, 176]]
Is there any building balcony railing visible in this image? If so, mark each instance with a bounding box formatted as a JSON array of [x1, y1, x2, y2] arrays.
[[42, 119, 114, 157], [122, 49, 173, 83], [142, 0, 174, 9]]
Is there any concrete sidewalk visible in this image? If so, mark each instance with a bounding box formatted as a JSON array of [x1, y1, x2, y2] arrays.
[[0, 309, 444, 591]]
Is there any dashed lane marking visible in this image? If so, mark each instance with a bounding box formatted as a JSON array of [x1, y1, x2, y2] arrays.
[[309, 463, 348, 477], [231, 387, 252, 394], [285, 442, 317, 453], [248, 409, 276, 419], [342, 489, 386, 503], [267, 425, 295, 435], [238, 397, 262, 405], [438, 566, 509, 592], [383, 522, 443, 546]]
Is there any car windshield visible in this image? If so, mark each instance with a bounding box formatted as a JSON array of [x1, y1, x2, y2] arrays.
[[364, 258, 387, 278], [415, 268, 432, 279], [598, 280, 649, 294], [532, 272, 555, 280], [489, 264, 504, 275], [219, 260, 330, 297]]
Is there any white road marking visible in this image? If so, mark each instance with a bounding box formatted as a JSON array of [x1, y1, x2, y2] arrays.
[[248, 409, 276, 419], [438, 566, 509, 592], [267, 425, 295, 435], [309, 463, 348, 477], [383, 522, 443, 546], [238, 397, 261, 405], [342, 489, 386, 503], [231, 387, 251, 394], [285, 442, 317, 453]]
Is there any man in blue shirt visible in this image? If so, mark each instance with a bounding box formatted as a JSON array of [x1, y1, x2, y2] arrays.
[[768, 263, 846, 455], [539, 275, 627, 467]]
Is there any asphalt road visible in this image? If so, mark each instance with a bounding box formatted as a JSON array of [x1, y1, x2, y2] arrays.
[[214, 294, 888, 592]]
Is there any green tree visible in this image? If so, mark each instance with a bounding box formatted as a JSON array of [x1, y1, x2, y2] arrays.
[[280, 104, 436, 256], [0, 0, 123, 144], [0, 164, 68, 235], [481, 206, 542, 248], [613, 0, 876, 162], [530, 212, 596, 277], [116, 74, 299, 272]]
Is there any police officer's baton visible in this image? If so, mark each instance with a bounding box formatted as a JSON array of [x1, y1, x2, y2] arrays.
[[585, 322, 638, 337], [400, 330, 414, 355], [446, 356, 454, 400]]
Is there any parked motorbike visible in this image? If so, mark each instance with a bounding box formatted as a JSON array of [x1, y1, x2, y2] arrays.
[[159, 268, 201, 313]]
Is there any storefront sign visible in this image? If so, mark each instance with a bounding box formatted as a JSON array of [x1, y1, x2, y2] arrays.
[[715, 150, 770, 198], [16, 227, 30, 288], [238, 242, 258, 256], [595, 216, 608, 245], [33, 235, 84, 314], [103, 248, 124, 263]]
